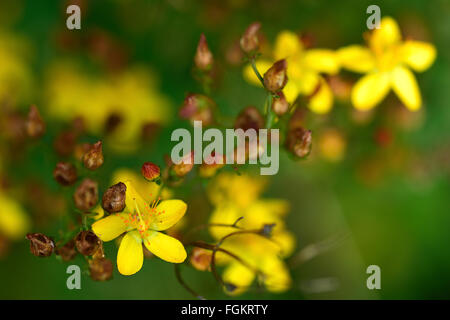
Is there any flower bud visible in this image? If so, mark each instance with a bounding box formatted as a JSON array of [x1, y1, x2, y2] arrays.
[[141, 162, 160, 181], [55, 239, 77, 262], [286, 127, 312, 159], [234, 106, 264, 131], [74, 143, 92, 161], [173, 151, 194, 177], [179, 94, 215, 126], [194, 33, 213, 70], [190, 247, 212, 271], [73, 178, 98, 211], [53, 162, 77, 186], [26, 233, 55, 257], [75, 230, 101, 256], [82, 141, 104, 170], [240, 22, 261, 54], [102, 182, 127, 213], [89, 258, 113, 281], [263, 59, 288, 93], [272, 92, 289, 116], [26, 105, 45, 138]]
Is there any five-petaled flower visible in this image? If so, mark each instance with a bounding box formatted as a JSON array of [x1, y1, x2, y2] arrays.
[[337, 16, 436, 111], [92, 170, 187, 275]]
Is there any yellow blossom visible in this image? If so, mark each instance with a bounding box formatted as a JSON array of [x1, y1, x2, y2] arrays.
[[0, 193, 30, 240], [92, 169, 187, 275], [44, 61, 171, 152], [337, 17, 436, 111], [207, 172, 295, 294], [244, 30, 339, 114]]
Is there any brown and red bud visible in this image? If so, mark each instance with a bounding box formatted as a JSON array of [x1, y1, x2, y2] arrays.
[[286, 127, 312, 159], [272, 92, 289, 116], [89, 257, 113, 281], [55, 239, 77, 262], [141, 162, 160, 181], [194, 33, 213, 70], [173, 151, 195, 177], [75, 230, 101, 256], [26, 233, 55, 257], [101, 182, 127, 213], [82, 141, 104, 170], [53, 162, 78, 186], [73, 178, 98, 211], [190, 247, 212, 271], [263, 59, 288, 93], [179, 94, 215, 126], [234, 106, 264, 131], [240, 22, 261, 55], [26, 105, 45, 138]]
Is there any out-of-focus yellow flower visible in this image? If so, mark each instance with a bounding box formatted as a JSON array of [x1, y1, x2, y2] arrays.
[[44, 61, 171, 151], [0, 193, 30, 240], [207, 172, 295, 295], [337, 17, 436, 111], [92, 169, 187, 275], [318, 128, 347, 162], [0, 32, 33, 105], [244, 30, 339, 114]]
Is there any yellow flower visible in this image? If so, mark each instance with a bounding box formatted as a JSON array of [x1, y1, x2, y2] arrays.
[[207, 172, 295, 294], [92, 169, 187, 275], [244, 30, 339, 114], [44, 62, 171, 152], [0, 192, 30, 240], [337, 17, 436, 111]]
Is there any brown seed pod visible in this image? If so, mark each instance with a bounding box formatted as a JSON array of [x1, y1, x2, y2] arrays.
[[240, 22, 261, 54], [53, 162, 77, 186], [55, 239, 77, 262], [26, 105, 45, 138], [75, 230, 101, 256], [285, 127, 312, 159], [26, 233, 55, 257], [73, 178, 98, 211], [263, 59, 288, 93], [82, 141, 104, 170], [234, 106, 264, 131], [101, 182, 127, 213], [89, 258, 113, 281]]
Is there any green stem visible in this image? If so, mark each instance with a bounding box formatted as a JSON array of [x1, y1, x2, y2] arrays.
[[251, 59, 265, 87]]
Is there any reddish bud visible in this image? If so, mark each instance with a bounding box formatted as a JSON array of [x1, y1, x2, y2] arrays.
[[272, 92, 289, 116], [141, 162, 160, 181], [190, 247, 212, 271], [26, 105, 45, 138], [264, 60, 288, 93], [173, 152, 195, 177], [240, 22, 261, 54], [194, 33, 213, 70]]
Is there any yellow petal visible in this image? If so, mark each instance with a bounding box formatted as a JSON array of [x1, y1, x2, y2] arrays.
[[208, 205, 241, 240], [402, 40, 436, 72], [223, 262, 255, 295], [143, 230, 186, 263], [257, 199, 290, 217], [303, 49, 339, 74], [391, 66, 421, 111], [272, 230, 296, 257], [150, 199, 187, 231], [370, 16, 401, 52], [308, 78, 334, 114], [112, 168, 160, 203], [337, 45, 376, 73], [274, 30, 302, 60], [282, 80, 300, 103], [351, 72, 391, 110], [117, 231, 144, 275], [261, 257, 291, 292], [92, 213, 130, 241], [0, 194, 30, 239], [243, 60, 272, 87]]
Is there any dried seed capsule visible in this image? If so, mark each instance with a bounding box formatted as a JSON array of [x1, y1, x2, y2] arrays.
[[73, 178, 98, 211], [194, 33, 213, 70], [264, 59, 288, 93], [272, 92, 289, 116], [82, 141, 104, 170], [55, 239, 77, 262], [75, 230, 101, 256], [141, 162, 160, 181], [179, 94, 215, 126], [190, 247, 212, 271], [234, 106, 264, 131], [26, 105, 45, 138], [26, 233, 55, 257], [53, 162, 77, 186], [89, 258, 113, 281], [102, 182, 127, 213], [286, 127, 312, 159], [53, 131, 77, 157], [240, 22, 261, 54]]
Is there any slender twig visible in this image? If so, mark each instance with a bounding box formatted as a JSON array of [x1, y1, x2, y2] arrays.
[[251, 59, 265, 87], [174, 264, 206, 300]]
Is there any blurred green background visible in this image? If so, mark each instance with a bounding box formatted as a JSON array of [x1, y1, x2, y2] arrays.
[[0, 0, 449, 299]]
